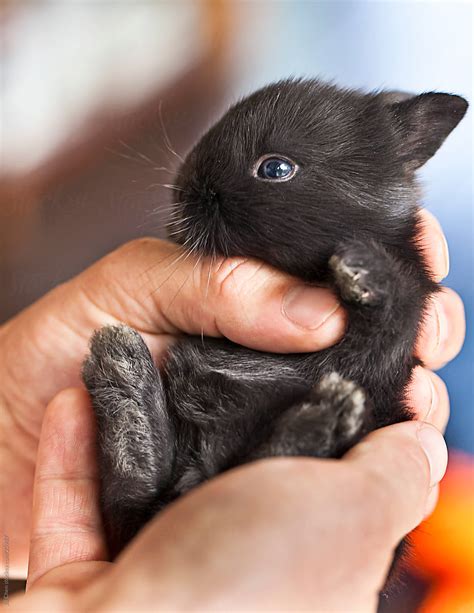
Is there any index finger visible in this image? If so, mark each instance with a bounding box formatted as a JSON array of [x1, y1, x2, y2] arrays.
[[417, 209, 450, 282]]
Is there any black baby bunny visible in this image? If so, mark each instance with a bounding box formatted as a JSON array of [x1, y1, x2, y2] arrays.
[[83, 79, 467, 570]]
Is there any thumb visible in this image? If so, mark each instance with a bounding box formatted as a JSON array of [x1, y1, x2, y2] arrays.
[[27, 388, 108, 590], [80, 238, 346, 354], [344, 421, 448, 545]]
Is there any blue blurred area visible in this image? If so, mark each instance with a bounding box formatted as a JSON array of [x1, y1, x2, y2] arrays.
[[236, 2, 473, 451]]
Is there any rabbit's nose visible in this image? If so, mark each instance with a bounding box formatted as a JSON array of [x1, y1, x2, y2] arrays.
[[205, 188, 221, 210]]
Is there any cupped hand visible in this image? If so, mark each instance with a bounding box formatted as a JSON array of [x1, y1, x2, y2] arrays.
[[0, 208, 464, 575], [14, 386, 447, 611]]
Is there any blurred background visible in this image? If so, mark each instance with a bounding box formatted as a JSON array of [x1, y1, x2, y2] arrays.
[[1, 1, 472, 610]]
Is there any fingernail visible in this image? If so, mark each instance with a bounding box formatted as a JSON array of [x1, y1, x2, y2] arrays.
[[417, 424, 448, 487], [423, 484, 440, 518], [439, 232, 450, 280], [423, 371, 437, 422], [431, 227, 450, 282], [431, 299, 448, 358], [408, 366, 437, 422], [417, 297, 449, 362], [282, 286, 341, 330]]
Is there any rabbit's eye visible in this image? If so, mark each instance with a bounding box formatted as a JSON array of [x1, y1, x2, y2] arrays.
[[253, 155, 298, 182]]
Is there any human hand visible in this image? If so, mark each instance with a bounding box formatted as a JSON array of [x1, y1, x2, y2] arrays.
[[14, 386, 447, 611], [0, 208, 464, 575]]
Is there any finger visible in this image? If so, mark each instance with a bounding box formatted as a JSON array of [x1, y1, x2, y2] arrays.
[[416, 287, 466, 369], [79, 238, 346, 354], [344, 421, 448, 544], [26, 560, 110, 593], [27, 388, 107, 589], [424, 484, 440, 519], [406, 366, 450, 432], [418, 209, 450, 281]]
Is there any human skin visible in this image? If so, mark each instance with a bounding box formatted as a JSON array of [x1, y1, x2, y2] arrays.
[[15, 387, 447, 611], [0, 208, 465, 578]]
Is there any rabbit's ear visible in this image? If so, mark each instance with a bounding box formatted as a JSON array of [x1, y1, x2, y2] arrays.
[[388, 92, 468, 171], [379, 90, 414, 105]]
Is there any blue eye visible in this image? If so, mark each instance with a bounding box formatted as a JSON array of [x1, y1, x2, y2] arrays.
[[254, 155, 298, 181]]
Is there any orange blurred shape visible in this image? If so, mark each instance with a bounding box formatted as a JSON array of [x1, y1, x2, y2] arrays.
[[420, 582, 474, 613], [410, 451, 474, 612]]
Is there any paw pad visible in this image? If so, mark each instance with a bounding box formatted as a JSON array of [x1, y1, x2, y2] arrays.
[[329, 255, 374, 305]]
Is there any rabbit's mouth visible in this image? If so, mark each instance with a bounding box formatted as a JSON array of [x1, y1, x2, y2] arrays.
[[166, 189, 233, 259]]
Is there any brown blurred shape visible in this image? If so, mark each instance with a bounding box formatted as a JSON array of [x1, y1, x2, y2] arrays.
[[0, 0, 235, 322]]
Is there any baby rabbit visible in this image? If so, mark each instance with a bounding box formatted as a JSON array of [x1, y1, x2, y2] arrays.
[[83, 79, 467, 562]]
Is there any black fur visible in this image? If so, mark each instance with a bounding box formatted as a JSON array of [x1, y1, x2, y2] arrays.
[[82, 80, 467, 577]]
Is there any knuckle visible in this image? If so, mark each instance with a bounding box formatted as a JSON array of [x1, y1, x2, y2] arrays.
[[33, 486, 100, 535], [350, 438, 429, 538], [351, 466, 404, 542], [105, 237, 170, 274], [118, 236, 161, 255], [212, 257, 275, 304], [209, 259, 253, 321], [212, 258, 252, 301]]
